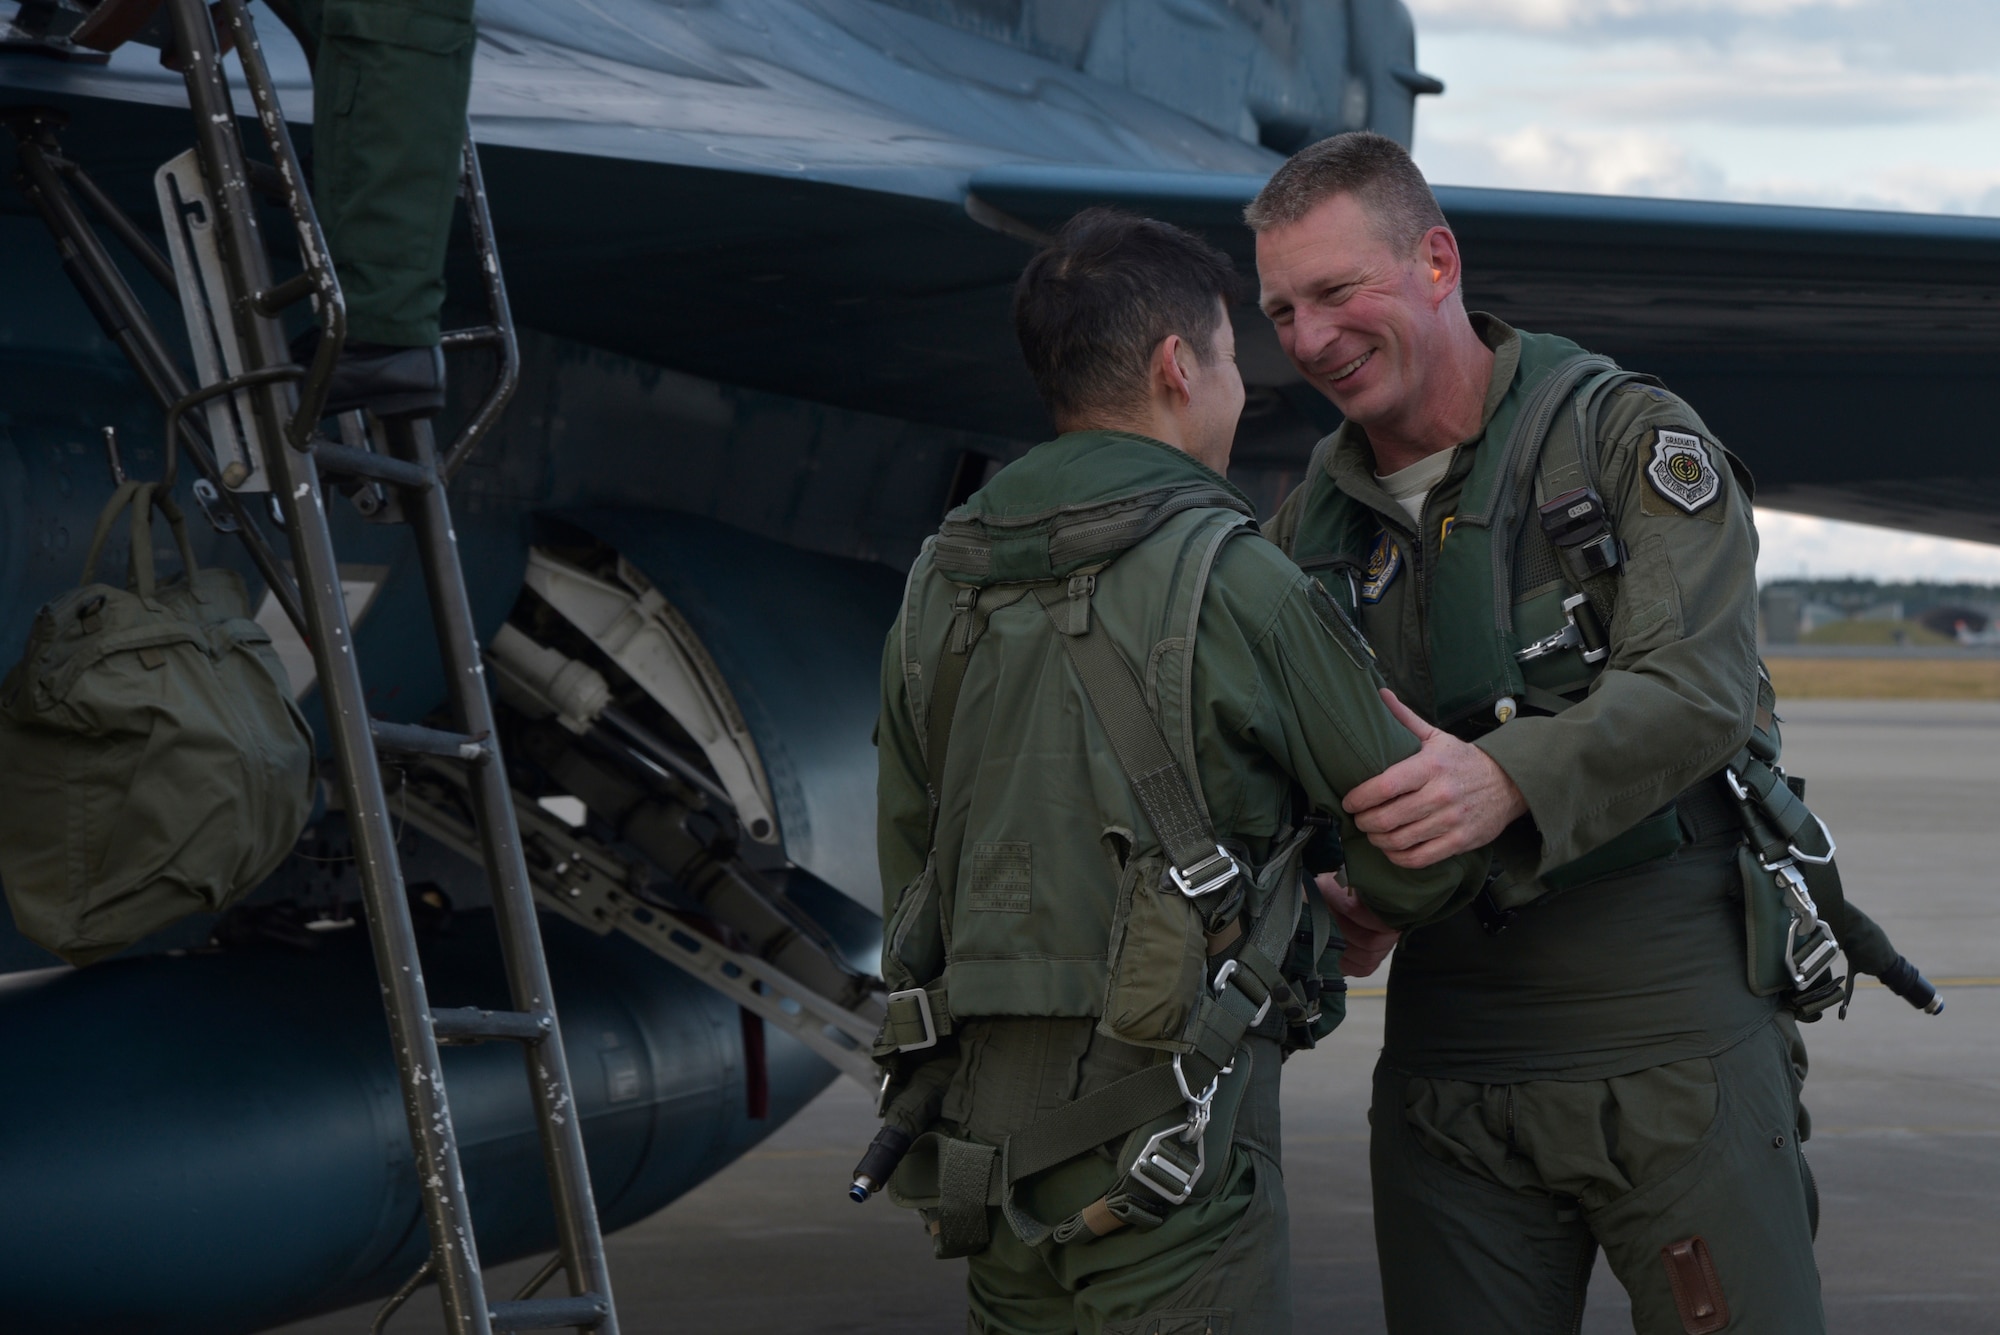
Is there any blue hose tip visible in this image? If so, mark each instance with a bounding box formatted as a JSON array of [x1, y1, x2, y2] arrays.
[[849, 1179, 872, 1203]]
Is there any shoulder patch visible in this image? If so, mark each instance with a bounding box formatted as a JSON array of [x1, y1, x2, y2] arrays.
[[1360, 530, 1402, 603], [1644, 430, 1722, 514]]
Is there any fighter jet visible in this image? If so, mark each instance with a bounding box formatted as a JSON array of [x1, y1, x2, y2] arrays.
[[0, 2, 1991, 1332]]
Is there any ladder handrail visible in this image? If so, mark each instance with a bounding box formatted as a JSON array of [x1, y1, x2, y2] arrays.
[[213, 0, 345, 441], [440, 137, 521, 482]]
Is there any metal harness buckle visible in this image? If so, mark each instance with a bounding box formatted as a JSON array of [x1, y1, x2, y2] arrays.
[[1762, 857, 1839, 989], [1515, 593, 1608, 665], [1169, 845, 1242, 899], [1129, 1119, 1206, 1205], [1210, 959, 1273, 1027], [884, 986, 938, 1053]]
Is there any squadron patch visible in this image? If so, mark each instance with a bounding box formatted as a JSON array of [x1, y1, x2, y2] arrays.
[[1360, 530, 1402, 603], [1645, 430, 1721, 514]]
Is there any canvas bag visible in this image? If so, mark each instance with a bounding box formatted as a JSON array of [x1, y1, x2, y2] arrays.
[[0, 480, 315, 965]]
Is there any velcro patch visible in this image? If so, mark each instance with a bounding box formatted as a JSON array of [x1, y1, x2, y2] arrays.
[[1644, 430, 1722, 515], [967, 842, 1031, 913]]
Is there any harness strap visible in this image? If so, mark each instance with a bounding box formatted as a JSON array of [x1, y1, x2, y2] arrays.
[[994, 826, 1312, 1244], [1531, 367, 1659, 627], [934, 1137, 998, 1256], [922, 585, 1029, 824], [1030, 583, 1229, 889]]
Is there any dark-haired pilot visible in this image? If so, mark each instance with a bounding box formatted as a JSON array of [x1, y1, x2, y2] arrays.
[[866, 208, 1488, 1332]]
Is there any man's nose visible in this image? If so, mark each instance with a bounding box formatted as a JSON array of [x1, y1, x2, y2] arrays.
[[1287, 305, 1341, 368]]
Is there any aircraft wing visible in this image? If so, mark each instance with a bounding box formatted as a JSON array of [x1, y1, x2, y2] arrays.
[[962, 165, 2000, 545], [5, 0, 1997, 545]]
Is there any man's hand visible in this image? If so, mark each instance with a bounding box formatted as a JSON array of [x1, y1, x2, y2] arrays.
[[1344, 689, 1528, 868], [1316, 871, 1399, 978]]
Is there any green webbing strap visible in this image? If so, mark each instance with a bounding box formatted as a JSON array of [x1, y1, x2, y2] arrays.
[[1004, 1064, 1184, 1185], [994, 833, 1311, 1243], [935, 1137, 997, 1256], [1531, 366, 1654, 626], [1030, 583, 1222, 880], [881, 981, 952, 1048]]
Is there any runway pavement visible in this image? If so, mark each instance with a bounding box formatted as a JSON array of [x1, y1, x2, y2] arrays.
[[277, 699, 2000, 1334]]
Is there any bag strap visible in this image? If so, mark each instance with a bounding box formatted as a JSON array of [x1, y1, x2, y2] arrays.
[[79, 481, 202, 603], [81, 480, 148, 590]]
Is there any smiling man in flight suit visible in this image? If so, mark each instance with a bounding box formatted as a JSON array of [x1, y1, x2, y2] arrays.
[[868, 208, 1490, 1334], [1248, 133, 1825, 1334]]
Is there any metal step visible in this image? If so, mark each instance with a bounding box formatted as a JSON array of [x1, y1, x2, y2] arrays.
[[432, 1006, 554, 1044], [371, 719, 492, 765], [488, 1296, 611, 1332]]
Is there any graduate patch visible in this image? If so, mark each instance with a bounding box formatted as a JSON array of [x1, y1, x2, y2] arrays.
[[1645, 430, 1721, 514], [1360, 531, 1402, 603]]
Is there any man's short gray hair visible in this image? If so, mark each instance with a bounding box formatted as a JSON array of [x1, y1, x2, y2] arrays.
[[1244, 131, 1446, 254]]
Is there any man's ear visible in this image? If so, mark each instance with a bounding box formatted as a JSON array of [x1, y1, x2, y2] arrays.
[[1158, 333, 1195, 406], [1418, 226, 1462, 305]]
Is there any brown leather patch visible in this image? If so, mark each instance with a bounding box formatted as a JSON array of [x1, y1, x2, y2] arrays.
[[1661, 1236, 1730, 1333]]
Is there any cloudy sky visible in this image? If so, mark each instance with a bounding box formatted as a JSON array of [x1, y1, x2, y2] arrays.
[[1404, 0, 2000, 584]]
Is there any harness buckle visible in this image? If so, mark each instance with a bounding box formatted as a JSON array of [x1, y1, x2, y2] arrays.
[[1128, 1119, 1206, 1206], [1761, 857, 1839, 989], [1169, 846, 1242, 899], [1209, 959, 1273, 1027], [884, 986, 939, 1052], [1722, 766, 1751, 803], [1514, 593, 1607, 665]]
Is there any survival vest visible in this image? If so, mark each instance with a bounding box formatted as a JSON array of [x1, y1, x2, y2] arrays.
[[1292, 338, 1941, 1022], [868, 478, 1340, 1253]]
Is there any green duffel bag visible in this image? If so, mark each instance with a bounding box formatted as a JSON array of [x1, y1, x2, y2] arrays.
[[0, 480, 315, 965]]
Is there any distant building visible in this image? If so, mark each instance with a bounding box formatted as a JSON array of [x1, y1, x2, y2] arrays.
[[1761, 587, 1802, 645]]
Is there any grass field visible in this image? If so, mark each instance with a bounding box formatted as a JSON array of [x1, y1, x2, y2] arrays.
[[1765, 655, 2000, 699]]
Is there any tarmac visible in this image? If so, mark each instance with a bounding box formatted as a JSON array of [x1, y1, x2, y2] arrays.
[[277, 699, 2000, 1334]]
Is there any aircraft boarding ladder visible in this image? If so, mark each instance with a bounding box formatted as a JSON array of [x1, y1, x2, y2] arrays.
[[4, 1, 618, 1329]]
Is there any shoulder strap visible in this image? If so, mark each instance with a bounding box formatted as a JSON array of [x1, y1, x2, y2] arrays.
[[1030, 578, 1235, 896], [1530, 369, 1660, 621], [918, 583, 1028, 835]]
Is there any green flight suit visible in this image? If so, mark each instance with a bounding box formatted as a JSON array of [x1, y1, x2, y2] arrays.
[[877, 430, 1490, 1335], [294, 0, 477, 347], [1266, 317, 1825, 1334]]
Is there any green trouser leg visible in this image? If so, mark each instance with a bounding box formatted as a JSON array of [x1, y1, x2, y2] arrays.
[[293, 0, 477, 347], [1371, 1018, 1824, 1335], [965, 1036, 1291, 1335]]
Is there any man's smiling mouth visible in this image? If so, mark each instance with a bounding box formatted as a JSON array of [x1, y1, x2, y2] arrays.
[[1328, 349, 1373, 383]]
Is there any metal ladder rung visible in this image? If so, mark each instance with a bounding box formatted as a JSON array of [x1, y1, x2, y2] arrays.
[[432, 1006, 553, 1044], [371, 719, 492, 764], [488, 1296, 611, 1331], [314, 440, 434, 491], [440, 324, 506, 349]]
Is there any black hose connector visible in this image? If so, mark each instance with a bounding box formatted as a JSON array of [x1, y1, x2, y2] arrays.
[[849, 1126, 913, 1204], [1877, 955, 1944, 1015]]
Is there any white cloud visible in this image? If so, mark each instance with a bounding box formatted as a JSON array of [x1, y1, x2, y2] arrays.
[[1420, 125, 1727, 197], [1757, 510, 2000, 584], [1402, 7, 2000, 584]]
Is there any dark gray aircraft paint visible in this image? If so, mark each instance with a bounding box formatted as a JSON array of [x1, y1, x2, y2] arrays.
[[0, 1, 1993, 1331]]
